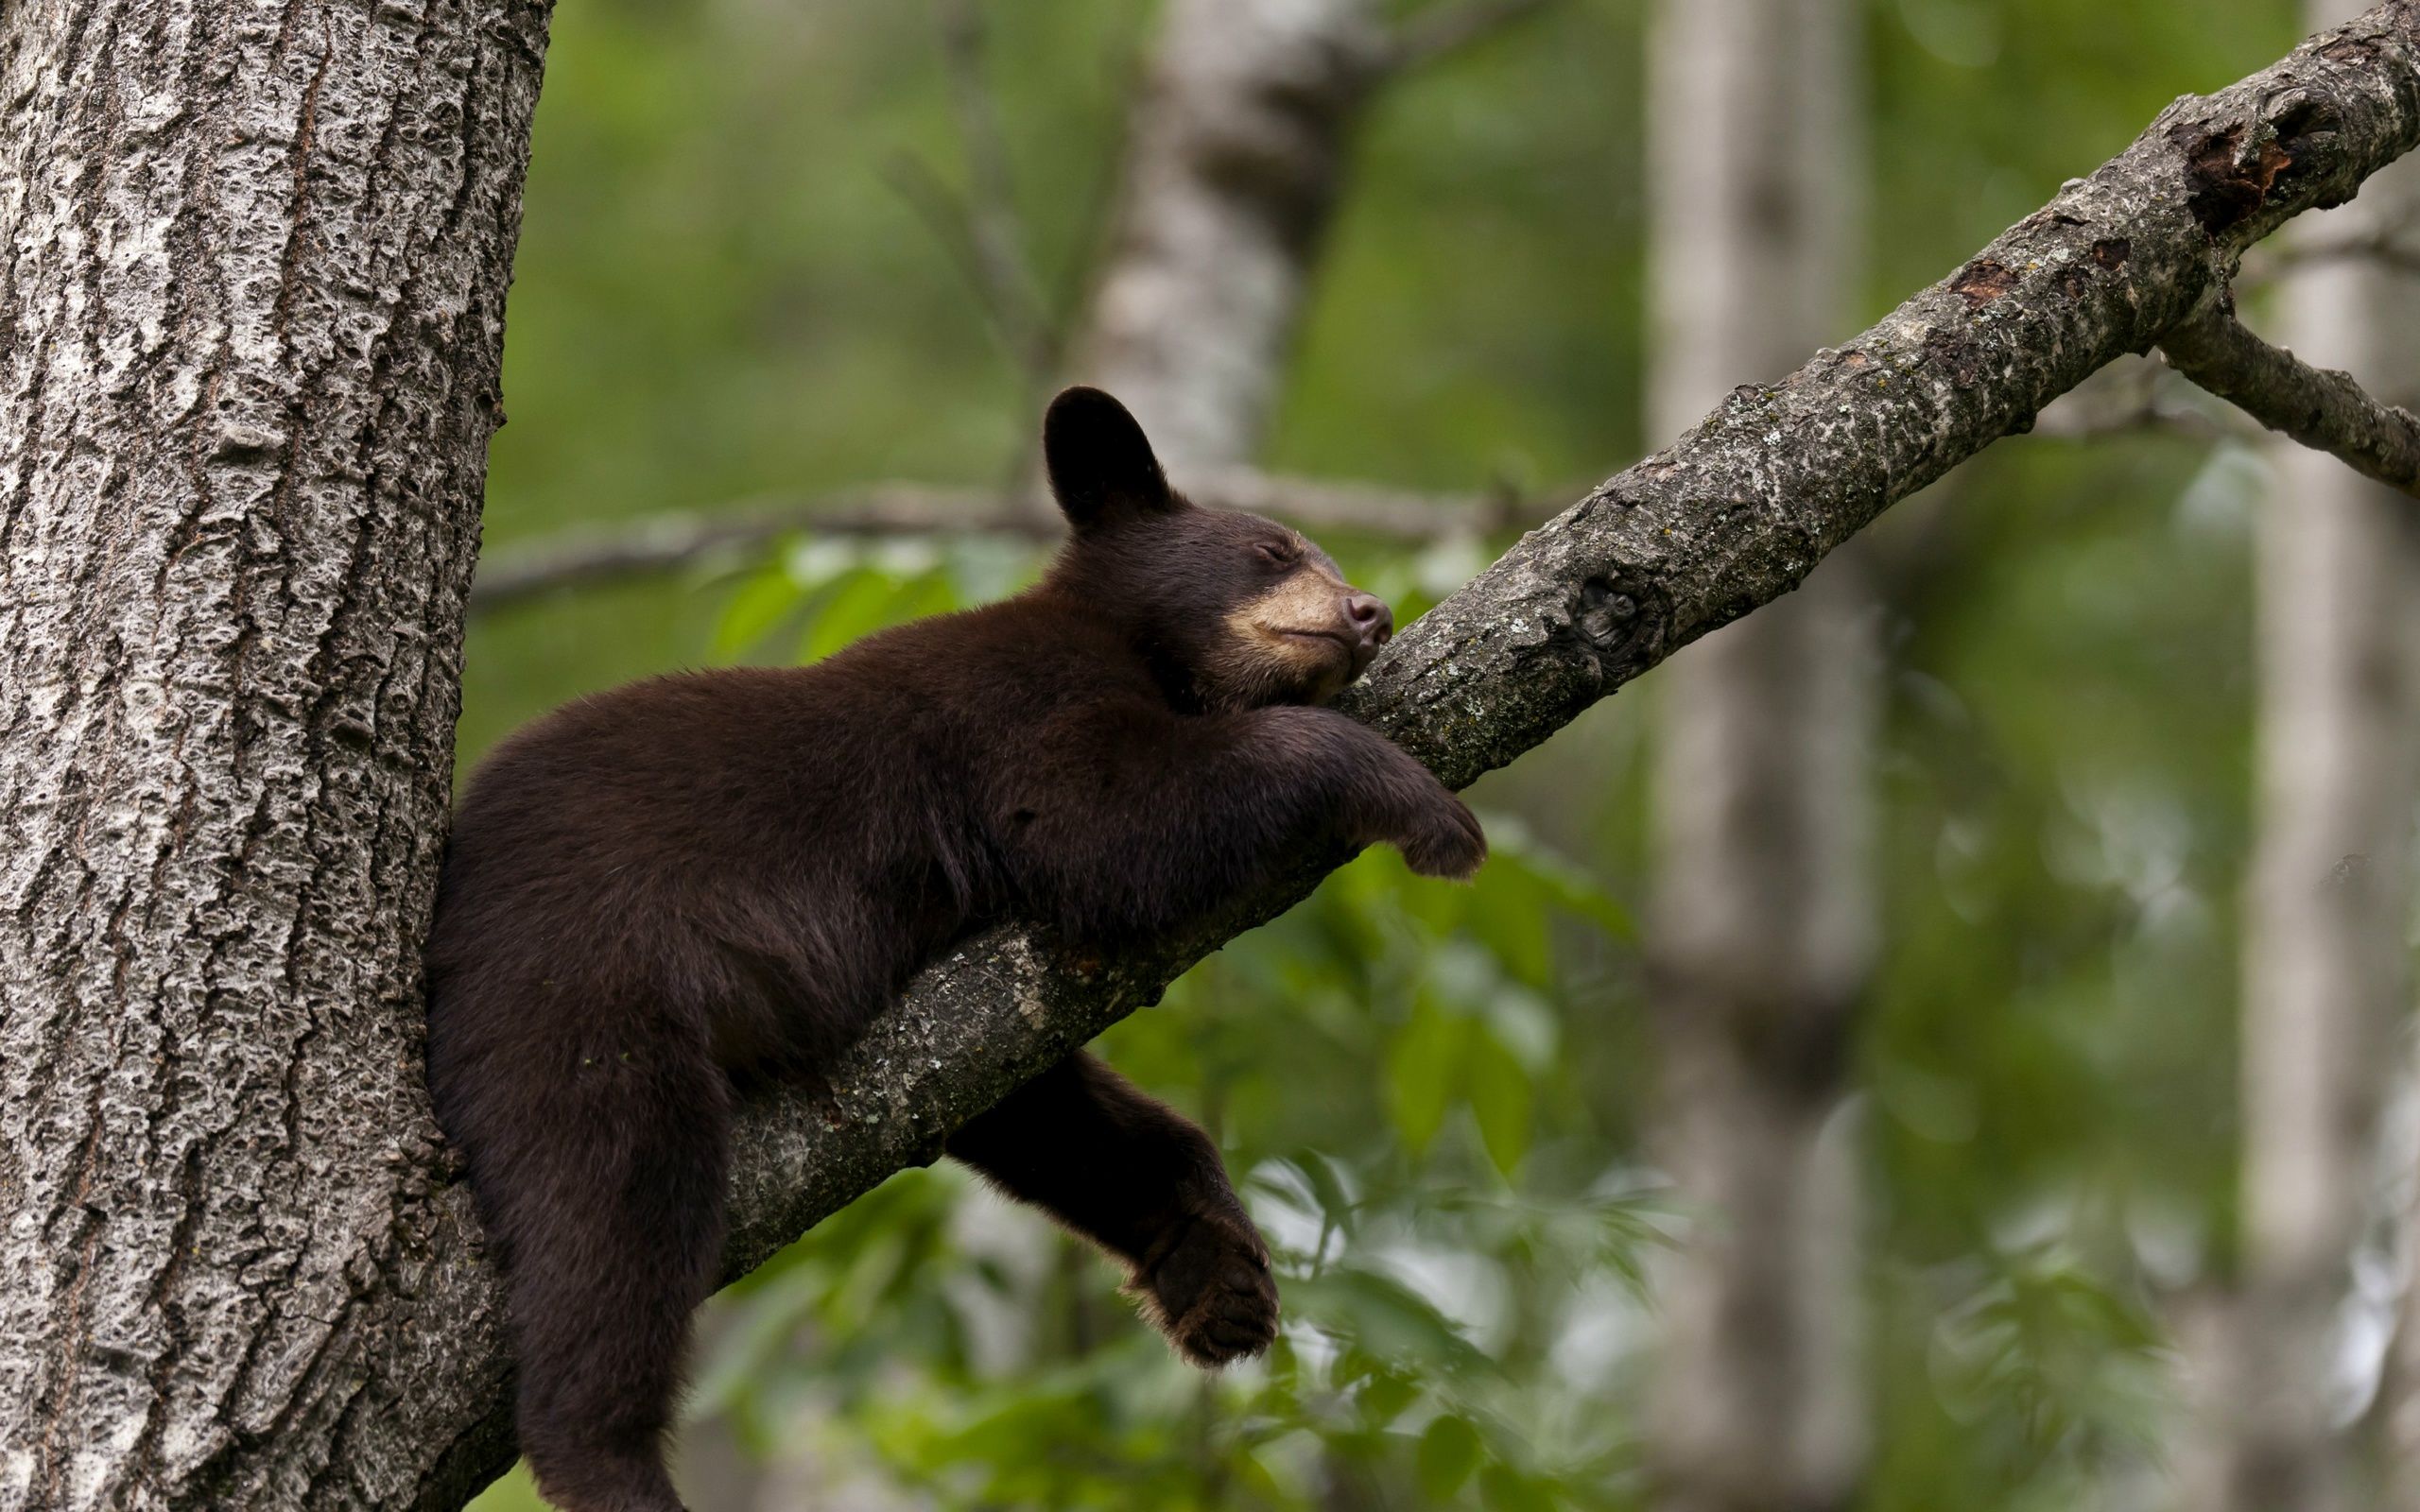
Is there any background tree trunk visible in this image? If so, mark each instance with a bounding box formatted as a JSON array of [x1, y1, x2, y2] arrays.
[[0, 0, 548, 1505], [1642, 0, 1876, 1508], [1059, 0, 1383, 474], [2190, 4, 2420, 1506]]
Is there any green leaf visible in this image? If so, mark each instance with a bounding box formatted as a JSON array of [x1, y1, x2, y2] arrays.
[[1480, 1461, 1562, 1512], [1481, 814, 1634, 941], [1287, 1264, 1495, 1379], [1416, 1414, 1484, 1500], [781, 536, 863, 591], [1481, 984, 1559, 1074], [1467, 1033, 1534, 1176], [713, 564, 807, 659], [1272, 1150, 1360, 1247], [1357, 1367, 1420, 1426], [1384, 1000, 1469, 1156], [800, 568, 912, 662]]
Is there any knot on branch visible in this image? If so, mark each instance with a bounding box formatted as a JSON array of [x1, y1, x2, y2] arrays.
[[1565, 574, 1668, 688], [2175, 119, 2291, 233], [1950, 259, 2020, 306], [2170, 89, 2342, 235]]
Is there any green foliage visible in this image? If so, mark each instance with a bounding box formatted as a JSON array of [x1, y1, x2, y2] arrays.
[[461, 1, 2315, 1506]]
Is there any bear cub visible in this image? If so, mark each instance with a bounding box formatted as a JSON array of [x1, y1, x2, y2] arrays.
[[424, 387, 1486, 1512]]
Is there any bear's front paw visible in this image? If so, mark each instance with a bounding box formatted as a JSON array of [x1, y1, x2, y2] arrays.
[[1396, 790, 1486, 882], [1137, 1204, 1279, 1368]]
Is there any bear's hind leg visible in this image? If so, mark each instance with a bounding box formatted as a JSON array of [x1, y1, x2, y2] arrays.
[[462, 1017, 734, 1512], [945, 1053, 1278, 1366]]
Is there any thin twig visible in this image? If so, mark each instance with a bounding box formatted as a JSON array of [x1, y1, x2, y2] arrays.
[[2158, 297, 2420, 495], [468, 472, 1541, 616], [933, 0, 1058, 387], [1385, 0, 1559, 73], [882, 152, 1010, 338]]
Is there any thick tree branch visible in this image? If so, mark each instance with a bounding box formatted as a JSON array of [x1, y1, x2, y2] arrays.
[[465, 473, 1532, 614], [388, 7, 2420, 1505], [2159, 296, 2420, 491]]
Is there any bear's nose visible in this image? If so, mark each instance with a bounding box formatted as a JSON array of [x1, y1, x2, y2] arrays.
[[1345, 592, 1392, 646]]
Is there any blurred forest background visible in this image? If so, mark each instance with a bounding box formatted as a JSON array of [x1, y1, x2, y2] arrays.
[[459, 0, 2420, 1508]]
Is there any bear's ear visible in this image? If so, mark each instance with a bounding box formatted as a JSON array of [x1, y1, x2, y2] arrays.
[[1044, 387, 1178, 533]]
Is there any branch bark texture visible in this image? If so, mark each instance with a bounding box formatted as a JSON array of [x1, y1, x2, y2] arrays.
[[9, 5, 2420, 1511], [0, 0, 548, 1506]]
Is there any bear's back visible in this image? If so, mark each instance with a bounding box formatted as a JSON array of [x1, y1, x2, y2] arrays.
[[424, 591, 1162, 1057]]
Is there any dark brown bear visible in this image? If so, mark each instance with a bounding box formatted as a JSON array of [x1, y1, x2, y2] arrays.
[[424, 387, 1486, 1512]]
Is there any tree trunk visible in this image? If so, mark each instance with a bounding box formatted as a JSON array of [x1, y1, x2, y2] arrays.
[[2379, 1049, 2420, 1507], [0, 0, 548, 1505], [1642, 2, 1875, 1509], [1060, 0, 1383, 473], [2191, 6, 2420, 1506]]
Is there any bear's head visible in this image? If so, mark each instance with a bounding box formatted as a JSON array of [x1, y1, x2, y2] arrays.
[[1041, 387, 1394, 712]]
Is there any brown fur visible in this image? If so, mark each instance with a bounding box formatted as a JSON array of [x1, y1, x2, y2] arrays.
[[424, 387, 1483, 1512]]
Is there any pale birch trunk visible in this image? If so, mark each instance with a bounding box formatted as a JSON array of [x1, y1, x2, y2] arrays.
[[1643, 1, 1875, 1508], [2379, 1043, 2420, 1507], [1058, 0, 1383, 474], [2193, 5, 2420, 1506], [0, 0, 548, 1506]]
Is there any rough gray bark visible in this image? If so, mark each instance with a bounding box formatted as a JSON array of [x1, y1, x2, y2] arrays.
[[1641, 0, 1874, 1507], [1058, 0, 1385, 473], [0, 0, 549, 1506], [6, 5, 2420, 1510], [2183, 6, 2420, 1504]]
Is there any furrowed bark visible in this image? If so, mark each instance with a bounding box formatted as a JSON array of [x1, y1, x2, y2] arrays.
[[0, 0, 548, 1506], [1640, 0, 1875, 1507], [2182, 5, 2420, 1504], [9, 4, 2420, 1510]]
